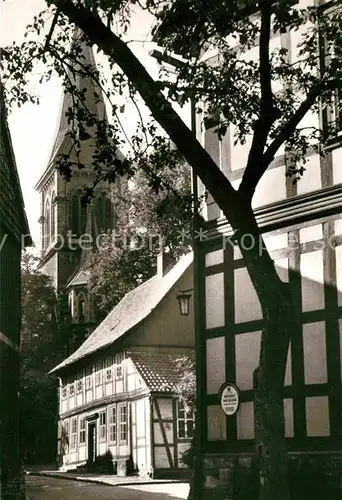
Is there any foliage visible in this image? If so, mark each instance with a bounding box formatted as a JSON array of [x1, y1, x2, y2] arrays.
[[20, 252, 62, 463], [88, 162, 192, 314], [172, 355, 196, 413], [21, 252, 60, 373]]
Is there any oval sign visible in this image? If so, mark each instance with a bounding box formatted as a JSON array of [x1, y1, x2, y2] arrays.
[[219, 383, 240, 416]]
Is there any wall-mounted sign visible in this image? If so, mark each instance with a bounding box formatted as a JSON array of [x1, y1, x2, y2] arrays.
[[219, 383, 240, 416]]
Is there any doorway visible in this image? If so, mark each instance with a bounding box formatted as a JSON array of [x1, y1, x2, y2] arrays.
[[87, 422, 97, 465]]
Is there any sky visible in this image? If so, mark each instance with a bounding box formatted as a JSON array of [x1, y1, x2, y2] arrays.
[[0, 0, 188, 247]]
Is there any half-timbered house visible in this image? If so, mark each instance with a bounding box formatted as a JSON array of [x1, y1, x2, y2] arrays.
[[50, 252, 195, 477], [0, 82, 32, 496], [188, 0, 342, 497]]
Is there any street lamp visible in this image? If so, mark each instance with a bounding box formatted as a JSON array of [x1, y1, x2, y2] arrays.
[[176, 289, 193, 316]]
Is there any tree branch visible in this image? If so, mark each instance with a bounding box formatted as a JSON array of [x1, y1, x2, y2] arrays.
[[52, 0, 243, 228], [238, 80, 329, 197], [238, 0, 277, 201]]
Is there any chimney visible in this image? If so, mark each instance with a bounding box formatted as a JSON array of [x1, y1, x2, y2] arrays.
[[157, 251, 175, 277]]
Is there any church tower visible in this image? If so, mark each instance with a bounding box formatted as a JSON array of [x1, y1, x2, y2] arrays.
[[35, 30, 125, 349]]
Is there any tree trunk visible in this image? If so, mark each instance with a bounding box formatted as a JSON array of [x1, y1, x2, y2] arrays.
[[234, 214, 292, 500], [250, 269, 292, 500], [254, 357, 289, 500]]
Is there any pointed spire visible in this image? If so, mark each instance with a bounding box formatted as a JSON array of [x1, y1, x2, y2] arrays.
[[47, 28, 106, 167]]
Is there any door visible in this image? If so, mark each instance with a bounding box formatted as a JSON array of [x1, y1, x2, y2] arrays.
[[88, 422, 97, 464]]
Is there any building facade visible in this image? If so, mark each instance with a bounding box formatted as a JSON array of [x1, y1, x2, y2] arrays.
[[0, 84, 32, 496], [50, 253, 195, 477], [35, 30, 125, 350], [191, 1, 342, 497]]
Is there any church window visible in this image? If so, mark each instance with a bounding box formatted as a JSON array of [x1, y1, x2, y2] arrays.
[[44, 199, 51, 247], [51, 191, 56, 239], [69, 193, 87, 237], [78, 293, 86, 323], [95, 193, 114, 233]]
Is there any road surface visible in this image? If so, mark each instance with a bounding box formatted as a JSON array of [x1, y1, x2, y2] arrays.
[[25, 475, 190, 500]]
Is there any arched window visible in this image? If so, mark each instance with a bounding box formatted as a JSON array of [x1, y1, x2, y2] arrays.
[[69, 193, 88, 237], [44, 199, 51, 247], [51, 191, 56, 239], [95, 193, 114, 232], [70, 194, 79, 236], [79, 198, 87, 236], [77, 293, 86, 323]]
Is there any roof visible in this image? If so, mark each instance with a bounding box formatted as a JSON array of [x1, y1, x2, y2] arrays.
[[50, 252, 193, 373], [0, 83, 32, 245], [67, 268, 90, 288], [128, 350, 194, 392], [35, 28, 116, 191]]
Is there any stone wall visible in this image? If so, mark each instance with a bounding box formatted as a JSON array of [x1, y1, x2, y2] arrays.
[[201, 452, 342, 500]]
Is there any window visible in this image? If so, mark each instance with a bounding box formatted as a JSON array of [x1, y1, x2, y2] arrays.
[[95, 193, 114, 232], [62, 386, 67, 399], [77, 373, 83, 393], [69, 193, 87, 237], [86, 367, 92, 390], [78, 293, 86, 323], [79, 418, 86, 445], [105, 357, 113, 382], [177, 401, 194, 439], [69, 382, 75, 397], [320, 4, 342, 134], [44, 199, 51, 248], [62, 420, 70, 453], [115, 352, 124, 379], [119, 405, 127, 443], [51, 191, 56, 239], [95, 362, 103, 386], [70, 417, 77, 451], [99, 411, 106, 441], [109, 406, 117, 443]]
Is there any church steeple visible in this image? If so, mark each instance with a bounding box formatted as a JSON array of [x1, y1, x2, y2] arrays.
[[35, 28, 124, 352], [35, 28, 118, 289], [47, 28, 106, 169]]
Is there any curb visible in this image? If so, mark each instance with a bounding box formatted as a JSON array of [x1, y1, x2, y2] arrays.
[[26, 471, 186, 487]]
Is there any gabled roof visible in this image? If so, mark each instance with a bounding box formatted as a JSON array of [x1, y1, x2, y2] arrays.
[[50, 252, 193, 374], [128, 350, 194, 392], [0, 83, 32, 245]]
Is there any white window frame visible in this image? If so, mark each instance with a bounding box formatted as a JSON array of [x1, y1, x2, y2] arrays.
[[95, 362, 103, 387], [177, 401, 194, 440], [79, 417, 86, 445], [63, 419, 70, 453], [85, 367, 92, 390], [70, 417, 77, 451], [99, 411, 107, 442], [108, 406, 117, 444], [119, 404, 128, 444], [105, 357, 113, 382], [77, 372, 83, 394], [69, 381, 75, 397], [115, 352, 124, 380]]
